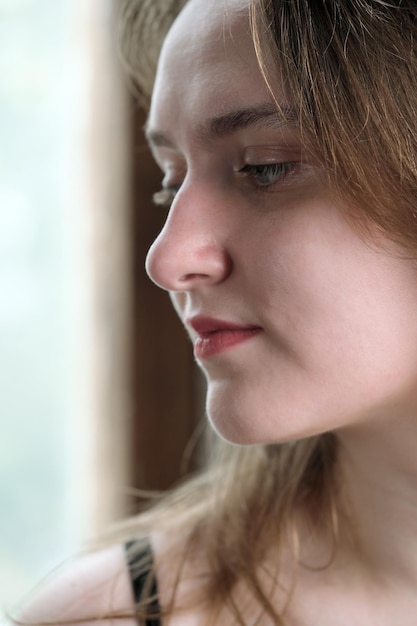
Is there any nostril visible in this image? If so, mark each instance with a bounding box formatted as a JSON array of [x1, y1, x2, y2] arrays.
[[146, 223, 233, 291], [179, 272, 210, 283]]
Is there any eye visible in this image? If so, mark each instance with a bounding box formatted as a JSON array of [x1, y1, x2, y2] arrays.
[[152, 186, 179, 209], [237, 161, 300, 190]]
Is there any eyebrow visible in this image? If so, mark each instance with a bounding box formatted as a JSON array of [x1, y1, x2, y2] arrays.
[[145, 102, 297, 149]]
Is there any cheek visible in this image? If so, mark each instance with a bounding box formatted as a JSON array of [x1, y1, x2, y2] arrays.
[[249, 214, 417, 355]]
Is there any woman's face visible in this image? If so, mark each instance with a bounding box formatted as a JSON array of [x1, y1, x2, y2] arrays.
[[146, 0, 417, 444]]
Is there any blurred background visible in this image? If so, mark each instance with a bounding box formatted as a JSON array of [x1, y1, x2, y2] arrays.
[[0, 0, 201, 612]]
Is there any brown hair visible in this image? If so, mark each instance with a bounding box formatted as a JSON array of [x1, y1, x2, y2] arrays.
[[118, 1, 417, 624], [251, 0, 417, 252]]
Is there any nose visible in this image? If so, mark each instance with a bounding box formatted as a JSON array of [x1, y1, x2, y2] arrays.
[[145, 188, 232, 292]]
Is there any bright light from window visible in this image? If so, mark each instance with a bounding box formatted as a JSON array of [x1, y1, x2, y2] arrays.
[[0, 0, 97, 609]]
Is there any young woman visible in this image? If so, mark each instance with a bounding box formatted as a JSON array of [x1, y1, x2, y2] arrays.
[[20, 1, 417, 624]]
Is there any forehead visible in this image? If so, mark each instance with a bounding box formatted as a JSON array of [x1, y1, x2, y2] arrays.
[[148, 0, 282, 134], [166, 0, 253, 51]]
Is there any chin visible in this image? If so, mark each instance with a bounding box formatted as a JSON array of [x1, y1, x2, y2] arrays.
[[208, 417, 256, 446], [205, 387, 338, 447], [206, 394, 288, 446]]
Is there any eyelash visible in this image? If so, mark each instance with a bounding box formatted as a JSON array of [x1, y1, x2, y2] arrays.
[[152, 187, 180, 209], [152, 162, 299, 209], [238, 161, 298, 189]]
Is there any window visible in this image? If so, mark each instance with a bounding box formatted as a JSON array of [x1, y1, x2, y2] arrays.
[[0, 0, 131, 609]]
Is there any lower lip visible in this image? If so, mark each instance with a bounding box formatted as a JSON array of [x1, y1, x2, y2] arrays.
[[194, 328, 262, 359]]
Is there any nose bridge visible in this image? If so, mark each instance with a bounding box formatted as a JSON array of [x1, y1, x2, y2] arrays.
[[145, 184, 232, 291]]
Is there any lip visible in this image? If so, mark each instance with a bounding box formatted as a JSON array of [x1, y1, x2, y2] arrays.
[[188, 316, 263, 359]]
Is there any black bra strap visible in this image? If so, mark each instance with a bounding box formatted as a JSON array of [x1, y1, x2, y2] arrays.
[[125, 541, 161, 625]]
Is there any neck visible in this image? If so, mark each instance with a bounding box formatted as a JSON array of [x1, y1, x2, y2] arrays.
[[334, 414, 417, 588]]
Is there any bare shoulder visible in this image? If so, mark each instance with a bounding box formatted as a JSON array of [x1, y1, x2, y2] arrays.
[[17, 544, 138, 626], [150, 529, 210, 626]]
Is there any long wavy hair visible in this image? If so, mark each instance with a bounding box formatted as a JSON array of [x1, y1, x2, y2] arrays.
[[116, 1, 417, 624]]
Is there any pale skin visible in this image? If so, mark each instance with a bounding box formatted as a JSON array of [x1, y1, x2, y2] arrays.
[[18, 0, 417, 624]]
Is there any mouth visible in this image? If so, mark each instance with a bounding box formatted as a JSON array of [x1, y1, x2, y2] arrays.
[[187, 316, 263, 359]]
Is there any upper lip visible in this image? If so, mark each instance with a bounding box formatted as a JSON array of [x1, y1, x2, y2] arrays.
[[188, 316, 262, 336]]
